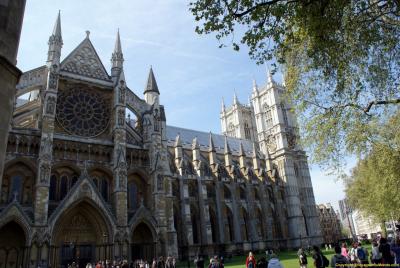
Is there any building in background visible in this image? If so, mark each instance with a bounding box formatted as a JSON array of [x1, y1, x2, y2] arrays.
[[317, 203, 342, 244], [339, 198, 383, 240], [0, 13, 322, 267]]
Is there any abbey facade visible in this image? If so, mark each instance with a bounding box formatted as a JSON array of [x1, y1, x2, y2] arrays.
[[0, 13, 322, 268]]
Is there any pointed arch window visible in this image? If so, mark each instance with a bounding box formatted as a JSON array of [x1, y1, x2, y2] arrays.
[[128, 182, 138, 210], [264, 104, 273, 128], [281, 103, 288, 125], [227, 123, 235, 138], [244, 121, 251, 140], [9, 175, 23, 202]]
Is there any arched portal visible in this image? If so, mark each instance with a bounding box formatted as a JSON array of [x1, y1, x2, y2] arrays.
[[51, 201, 112, 268], [0, 221, 26, 268], [131, 222, 155, 261]]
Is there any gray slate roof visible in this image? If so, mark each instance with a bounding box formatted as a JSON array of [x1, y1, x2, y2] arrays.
[[166, 125, 253, 156]]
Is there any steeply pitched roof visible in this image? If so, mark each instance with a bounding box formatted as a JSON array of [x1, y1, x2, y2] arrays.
[[166, 125, 253, 155], [143, 67, 159, 94], [60, 34, 111, 82]]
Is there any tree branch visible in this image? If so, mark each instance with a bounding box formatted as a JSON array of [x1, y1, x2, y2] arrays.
[[364, 99, 400, 113]]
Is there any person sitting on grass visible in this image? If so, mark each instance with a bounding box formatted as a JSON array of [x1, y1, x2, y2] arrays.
[[312, 245, 329, 268], [331, 245, 349, 267], [267, 253, 283, 268]]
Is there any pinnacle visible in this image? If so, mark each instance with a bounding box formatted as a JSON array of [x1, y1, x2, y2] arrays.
[[144, 66, 160, 94], [114, 28, 122, 54], [209, 132, 215, 152], [224, 135, 231, 154], [52, 10, 62, 39]]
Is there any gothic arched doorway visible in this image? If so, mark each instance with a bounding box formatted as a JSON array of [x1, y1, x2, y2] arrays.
[[0, 221, 26, 268], [131, 223, 155, 262], [51, 201, 112, 268]]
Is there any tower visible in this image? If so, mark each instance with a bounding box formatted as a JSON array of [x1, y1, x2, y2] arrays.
[[251, 69, 321, 247], [220, 93, 256, 141]]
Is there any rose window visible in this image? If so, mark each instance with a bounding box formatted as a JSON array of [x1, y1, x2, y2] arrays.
[[56, 88, 110, 137]]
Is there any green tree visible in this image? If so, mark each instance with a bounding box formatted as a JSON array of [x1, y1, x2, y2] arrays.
[[345, 111, 400, 222], [190, 0, 400, 170]]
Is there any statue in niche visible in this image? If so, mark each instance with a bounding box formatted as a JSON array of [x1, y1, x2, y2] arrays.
[[157, 174, 163, 191], [40, 162, 51, 183], [48, 64, 59, 89], [118, 109, 125, 126], [46, 96, 56, 115], [153, 108, 161, 132], [40, 135, 52, 161], [119, 84, 126, 103]]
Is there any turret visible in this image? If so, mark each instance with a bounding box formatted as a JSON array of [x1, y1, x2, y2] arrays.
[[111, 29, 124, 79], [224, 135, 232, 167], [252, 79, 258, 94], [144, 66, 160, 105], [47, 11, 63, 66]]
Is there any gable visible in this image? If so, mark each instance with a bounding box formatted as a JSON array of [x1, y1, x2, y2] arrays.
[[61, 37, 111, 82]]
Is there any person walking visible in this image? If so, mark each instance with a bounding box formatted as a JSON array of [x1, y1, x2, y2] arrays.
[[371, 241, 382, 265], [298, 248, 308, 268], [391, 238, 400, 265], [356, 242, 369, 264], [312, 246, 328, 268], [246, 252, 256, 268], [379, 237, 394, 265], [267, 253, 284, 268], [330, 245, 349, 267]]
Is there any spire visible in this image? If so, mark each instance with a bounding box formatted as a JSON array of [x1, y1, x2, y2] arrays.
[[111, 29, 124, 78], [47, 11, 63, 65], [174, 134, 182, 160], [233, 91, 239, 105], [221, 97, 225, 113], [53, 11, 62, 40], [209, 132, 215, 152], [248, 96, 252, 107], [224, 135, 231, 154], [252, 79, 258, 92], [267, 68, 275, 85], [144, 66, 160, 95]]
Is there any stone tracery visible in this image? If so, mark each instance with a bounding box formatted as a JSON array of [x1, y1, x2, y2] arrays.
[[56, 87, 110, 137]]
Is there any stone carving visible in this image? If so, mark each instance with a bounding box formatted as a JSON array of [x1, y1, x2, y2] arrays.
[[40, 135, 53, 161], [39, 162, 51, 183], [119, 169, 127, 189], [119, 85, 126, 103], [46, 96, 56, 115], [56, 87, 110, 137], [48, 71, 59, 89], [286, 132, 296, 149], [61, 44, 110, 80], [266, 134, 277, 153], [153, 108, 161, 132], [118, 109, 125, 126]]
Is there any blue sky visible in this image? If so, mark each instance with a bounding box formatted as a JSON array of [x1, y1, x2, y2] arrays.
[[17, 0, 350, 210]]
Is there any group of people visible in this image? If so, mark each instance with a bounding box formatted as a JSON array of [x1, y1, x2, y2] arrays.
[[194, 255, 225, 268], [67, 256, 177, 268], [241, 237, 400, 268]]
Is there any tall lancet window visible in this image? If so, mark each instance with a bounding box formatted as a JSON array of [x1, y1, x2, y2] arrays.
[[264, 104, 273, 128], [244, 121, 251, 140], [227, 123, 235, 138], [281, 103, 288, 125]]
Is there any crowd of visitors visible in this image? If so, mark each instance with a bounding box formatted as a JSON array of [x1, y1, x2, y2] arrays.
[[66, 256, 177, 268]]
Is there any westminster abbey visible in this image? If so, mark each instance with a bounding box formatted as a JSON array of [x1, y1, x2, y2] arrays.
[[0, 13, 322, 268]]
